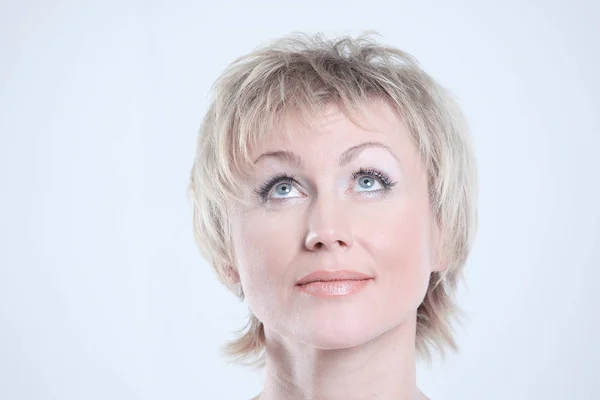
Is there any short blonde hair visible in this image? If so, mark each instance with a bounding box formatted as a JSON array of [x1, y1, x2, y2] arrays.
[[188, 32, 478, 366]]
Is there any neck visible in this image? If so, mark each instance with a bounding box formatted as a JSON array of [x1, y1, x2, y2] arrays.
[[256, 315, 426, 400]]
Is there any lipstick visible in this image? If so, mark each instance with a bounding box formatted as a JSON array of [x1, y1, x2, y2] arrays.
[[295, 270, 373, 297]]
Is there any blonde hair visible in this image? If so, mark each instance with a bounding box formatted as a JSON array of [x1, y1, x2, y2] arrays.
[[188, 32, 478, 367]]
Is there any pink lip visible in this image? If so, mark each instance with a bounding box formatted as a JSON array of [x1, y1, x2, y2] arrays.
[[295, 270, 373, 297]]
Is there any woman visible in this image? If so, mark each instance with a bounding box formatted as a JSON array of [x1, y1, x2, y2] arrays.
[[188, 33, 478, 400]]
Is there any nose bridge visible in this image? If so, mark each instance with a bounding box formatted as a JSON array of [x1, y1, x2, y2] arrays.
[[304, 192, 354, 251]]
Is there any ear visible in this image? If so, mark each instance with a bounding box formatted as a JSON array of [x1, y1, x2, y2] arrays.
[[224, 264, 241, 284], [430, 220, 448, 273], [432, 258, 449, 273]]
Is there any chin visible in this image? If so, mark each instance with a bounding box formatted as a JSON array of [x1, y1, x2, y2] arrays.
[[307, 333, 376, 350], [295, 309, 387, 350]]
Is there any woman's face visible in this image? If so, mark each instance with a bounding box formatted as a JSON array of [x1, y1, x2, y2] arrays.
[[229, 101, 443, 349]]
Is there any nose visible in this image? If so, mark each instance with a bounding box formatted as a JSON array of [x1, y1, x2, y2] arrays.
[[304, 197, 355, 251]]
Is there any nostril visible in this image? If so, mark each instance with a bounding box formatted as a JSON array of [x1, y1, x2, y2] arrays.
[[309, 241, 322, 250]]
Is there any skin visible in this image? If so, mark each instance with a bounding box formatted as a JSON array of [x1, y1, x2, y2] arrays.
[[229, 100, 444, 400]]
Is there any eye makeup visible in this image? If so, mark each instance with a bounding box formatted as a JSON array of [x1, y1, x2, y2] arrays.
[[253, 167, 398, 203], [253, 172, 301, 201]]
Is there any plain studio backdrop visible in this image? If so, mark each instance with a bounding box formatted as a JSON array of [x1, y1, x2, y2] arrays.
[[1, 1, 599, 399]]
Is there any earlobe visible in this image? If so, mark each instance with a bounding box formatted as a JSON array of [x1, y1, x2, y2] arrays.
[[434, 260, 449, 272], [224, 264, 241, 284], [431, 223, 448, 272], [431, 240, 448, 272], [429, 244, 444, 272]]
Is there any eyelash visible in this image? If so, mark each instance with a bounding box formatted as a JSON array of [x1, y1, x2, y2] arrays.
[[253, 168, 398, 202]]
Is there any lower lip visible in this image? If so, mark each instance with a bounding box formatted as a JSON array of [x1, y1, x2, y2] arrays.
[[296, 279, 372, 297]]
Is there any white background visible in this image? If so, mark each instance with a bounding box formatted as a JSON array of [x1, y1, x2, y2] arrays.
[[1, 1, 599, 399]]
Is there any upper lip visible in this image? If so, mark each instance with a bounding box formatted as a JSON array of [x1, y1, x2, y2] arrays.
[[296, 269, 373, 285]]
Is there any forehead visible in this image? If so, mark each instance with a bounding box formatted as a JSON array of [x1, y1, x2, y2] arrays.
[[253, 101, 410, 154]]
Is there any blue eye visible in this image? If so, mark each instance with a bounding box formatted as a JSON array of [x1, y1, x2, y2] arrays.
[[351, 168, 396, 193], [272, 182, 302, 198], [254, 168, 397, 202], [356, 175, 379, 190], [253, 173, 300, 202]]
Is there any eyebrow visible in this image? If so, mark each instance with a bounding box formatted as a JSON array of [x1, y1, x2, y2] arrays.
[[253, 141, 401, 168]]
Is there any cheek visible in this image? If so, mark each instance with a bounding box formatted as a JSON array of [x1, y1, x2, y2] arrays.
[[230, 211, 298, 311], [369, 200, 433, 306]]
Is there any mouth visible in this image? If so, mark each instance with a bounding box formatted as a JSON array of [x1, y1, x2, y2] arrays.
[[295, 270, 374, 297]]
